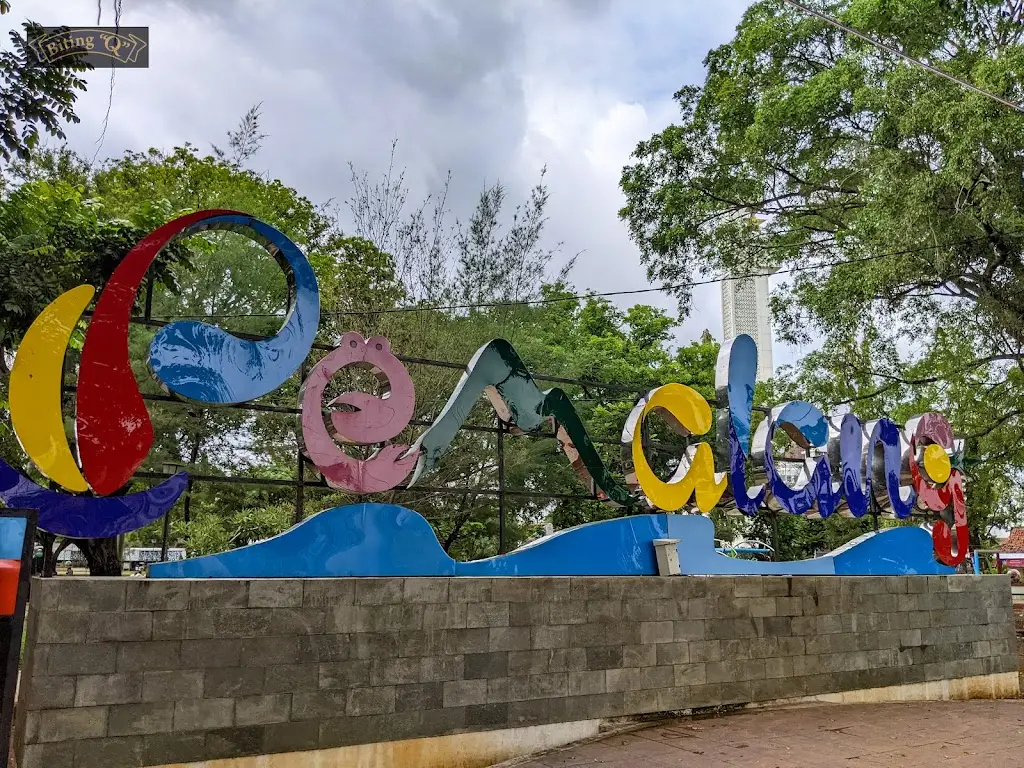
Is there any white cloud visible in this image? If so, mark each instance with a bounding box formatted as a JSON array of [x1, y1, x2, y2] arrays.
[[13, 0, 762, 354]]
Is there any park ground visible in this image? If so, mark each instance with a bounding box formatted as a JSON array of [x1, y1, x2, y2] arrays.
[[508, 700, 1024, 768]]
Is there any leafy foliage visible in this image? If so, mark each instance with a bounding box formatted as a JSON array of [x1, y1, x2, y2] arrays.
[[620, 0, 1024, 544], [0, 5, 89, 165]]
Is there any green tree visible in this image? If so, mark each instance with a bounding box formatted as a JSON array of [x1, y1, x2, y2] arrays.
[[619, 0, 1024, 544], [0, 174, 191, 370], [0, 3, 89, 164]]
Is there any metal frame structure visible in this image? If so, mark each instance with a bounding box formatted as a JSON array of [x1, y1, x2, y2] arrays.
[[38, 307, 929, 565], [52, 310, 674, 560]]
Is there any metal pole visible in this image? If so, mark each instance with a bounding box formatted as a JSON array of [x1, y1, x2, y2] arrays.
[[295, 362, 307, 526], [770, 513, 780, 562], [184, 432, 201, 524], [295, 453, 306, 526], [183, 483, 193, 524], [159, 508, 171, 562], [497, 420, 506, 554]]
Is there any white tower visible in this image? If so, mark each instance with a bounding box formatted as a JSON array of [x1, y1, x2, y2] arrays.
[[721, 268, 774, 381]]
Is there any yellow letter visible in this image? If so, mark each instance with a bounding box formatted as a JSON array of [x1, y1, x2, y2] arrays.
[[631, 384, 727, 512]]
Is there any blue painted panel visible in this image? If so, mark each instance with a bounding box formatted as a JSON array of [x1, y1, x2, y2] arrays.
[[832, 527, 954, 576], [0, 518, 27, 561], [669, 514, 836, 575], [148, 215, 320, 405], [670, 515, 950, 577], [455, 515, 668, 576], [150, 504, 456, 578], [0, 459, 187, 538], [149, 504, 671, 578], [147, 504, 949, 579]]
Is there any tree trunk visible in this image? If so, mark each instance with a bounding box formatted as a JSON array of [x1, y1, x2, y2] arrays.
[[39, 532, 59, 577], [442, 492, 476, 552], [51, 538, 73, 575], [76, 537, 122, 576]]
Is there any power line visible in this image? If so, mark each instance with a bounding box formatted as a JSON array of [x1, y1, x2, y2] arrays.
[[325, 251, 885, 316], [92, 0, 122, 164], [780, 0, 1024, 113], [148, 236, 984, 321]]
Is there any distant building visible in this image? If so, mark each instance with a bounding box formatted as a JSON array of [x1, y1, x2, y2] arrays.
[[999, 528, 1024, 569], [56, 544, 86, 564], [721, 266, 773, 381], [721, 214, 774, 381], [776, 443, 807, 487]]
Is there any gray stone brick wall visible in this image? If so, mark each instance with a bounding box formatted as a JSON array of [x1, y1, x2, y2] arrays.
[[15, 575, 1017, 768]]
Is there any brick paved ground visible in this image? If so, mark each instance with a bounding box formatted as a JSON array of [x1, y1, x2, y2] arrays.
[[512, 701, 1024, 767]]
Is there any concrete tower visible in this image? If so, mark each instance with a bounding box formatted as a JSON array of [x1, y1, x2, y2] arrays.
[[720, 211, 774, 381], [721, 268, 774, 382]]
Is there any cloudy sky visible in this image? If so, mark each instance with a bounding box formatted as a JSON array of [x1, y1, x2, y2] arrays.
[[13, 0, 805, 367]]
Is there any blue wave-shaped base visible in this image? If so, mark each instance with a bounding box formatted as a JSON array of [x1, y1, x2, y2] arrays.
[[831, 526, 953, 575], [149, 503, 668, 578], [148, 503, 953, 579], [666, 514, 952, 576]]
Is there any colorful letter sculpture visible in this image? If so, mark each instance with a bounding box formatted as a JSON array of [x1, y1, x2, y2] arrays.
[[0, 510, 35, 768], [0, 211, 320, 536], [0, 209, 971, 576], [715, 334, 768, 515], [622, 384, 727, 512], [9, 284, 95, 493], [147, 214, 320, 406], [300, 333, 418, 493], [710, 336, 968, 565], [407, 339, 635, 506], [908, 413, 968, 567]]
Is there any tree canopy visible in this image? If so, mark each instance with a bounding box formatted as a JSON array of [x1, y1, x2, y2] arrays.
[[620, 0, 1024, 544], [0, 3, 89, 165]]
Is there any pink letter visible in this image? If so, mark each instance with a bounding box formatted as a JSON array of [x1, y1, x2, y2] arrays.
[[300, 333, 418, 493]]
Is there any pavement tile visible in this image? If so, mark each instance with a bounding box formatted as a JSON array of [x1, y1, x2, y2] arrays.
[[535, 742, 631, 766], [599, 733, 688, 755], [851, 742, 976, 768]]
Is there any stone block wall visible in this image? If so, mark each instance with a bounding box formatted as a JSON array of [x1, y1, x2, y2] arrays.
[[15, 575, 1018, 768]]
